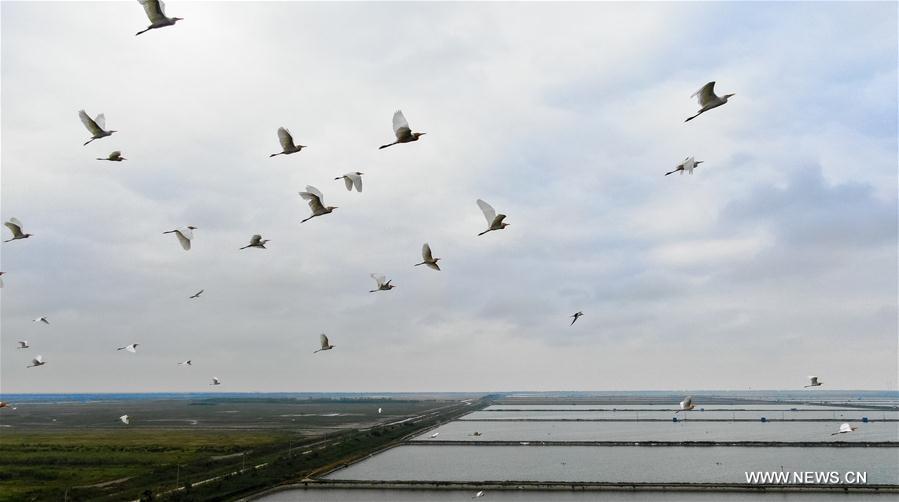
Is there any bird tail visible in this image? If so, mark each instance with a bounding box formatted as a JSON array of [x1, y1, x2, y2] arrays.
[[379, 142, 397, 150]]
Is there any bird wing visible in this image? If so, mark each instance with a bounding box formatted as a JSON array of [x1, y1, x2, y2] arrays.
[[692, 81, 716, 106], [348, 173, 362, 192], [196, 289, 204, 295], [250, 234, 262, 245], [110, 151, 122, 159], [371, 273, 386, 287], [493, 214, 507, 227], [343, 176, 353, 191], [95, 113, 107, 130], [139, 0, 166, 23], [4, 220, 22, 236], [79, 110, 103, 135], [320, 334, 329, 348], [175, 230, 191, 250], [34, 355, 43, 363], [305, 185, 324, 200], [477, 199, 496, 225], [305, 194, 326, 213], [277, 127, 294, 150], [683, 157, 695, 175], [422, 243, 433, 261], [839, 423, 852, 433], [392, 110, 410, 135]]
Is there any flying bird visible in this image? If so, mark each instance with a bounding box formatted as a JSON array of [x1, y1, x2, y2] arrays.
[[240, 234, 269, 250], [369, 273, 396, 293], [831, 423, 857, 436], [299, 186, 337, 223], [210, 377, 221, 386], [665, 156, 704, 176], [675, 396, 695, 413], [33, 317, 50, 325], [120, 415, 130, 425], [379, 110, 425, 149], [0, 271, 4, 287], [135, 0, 183, 36], [414, 243, 441, 270], [97, 151, 126, 162], [314, 334, 335, 353], [805, 376, 823, 388], [429, 432, 439, 438], [117, 343, 139, 353], [17, 340, 29, 349], [179, 360, 192, 366], [270, 127, 306, 157], [570, 312, 584, 326], [476, 199, 510, 236], [4, 218, 33, 242], [27, 355, 46, 368], [685, 81, 734, 122], [189, 290, 204, 299], [473, 491, 486, 499], [79, 110, 116, 145], [335, 172, 364, 192], [163, 226, 197, 251]]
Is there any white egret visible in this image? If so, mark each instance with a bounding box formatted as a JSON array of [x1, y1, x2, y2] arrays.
[[117, 343, 139, 353], [378, 407, 382, 414], [665, 156, 704, 176], [179, 360, 192, 366], [189, 289, 204, 299], [4, 218, 33, 242], [831, 423, 857, 436], [314, 334, 335, 353], [473, 491, 485, 499], [675, 396, 695, 413], [270, 127, 306, 157], [120, 414, 131, 425], [135, 0, 183, 36], [97, 151, 126, 162], [211, 377, 221, 386], [685, 82, 734, 122], [240, 234, 269, 250], [570, 312, 584, 326], [33, 317, 50, 325], [299, 186, 337, 223], [27, 355, 46, 368], [369, 273, 396, 293], [0, 271, 4, 287], [335, 172, 364, 192], [429, 432, 439, 438], [804, 376, 823, 388], [163, 226, 197, 251], [476, 199, 510, 236], [414, 243, 441, 270], [79, 110, 116, 145], [17, 340, 29, 349], [379, 110, 425, 149]]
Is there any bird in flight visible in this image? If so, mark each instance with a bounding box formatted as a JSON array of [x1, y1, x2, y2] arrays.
[[369, 274, 396, 293], [97, 151, 126, 162], [33, 317, 50, 325], [473, 491, 486, 499], [179, 360, 192, 366], [189, 289, 204, 299], [163, 226, 197, 251], [430, 432, 439, 438], [117, 343, 139, 353], [0, 272, 4, 287], [240, 234, 270, 250], [135, 0, 183, 36], [831, 423, 857, 436], [210, 377, 222, 386], [270, 127, 306, 157], [17, 340, 29, 349], [79, 110, 117, 145], [120, 415, 131, 425], [335, 172, 364, 192], [4, 218, 33, 242], [685, 81, 734, 122], [665, 156, 704, 176], [675, 396, 695, 413], [299, 186, 337, 223], [415, 243, 441, 270], [805, 376, 823, 388], [570, 312, 584, 326], [477, 199, 510, 236], [27, 355, 46, 368], [314, 334, 335, 353], [379, 110, 425, 149]]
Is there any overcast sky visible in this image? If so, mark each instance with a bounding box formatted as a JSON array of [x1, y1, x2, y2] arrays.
[[1, 1, 896, 393]]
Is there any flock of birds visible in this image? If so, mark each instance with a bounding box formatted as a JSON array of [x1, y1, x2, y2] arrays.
[[1, 0, 853, 446]]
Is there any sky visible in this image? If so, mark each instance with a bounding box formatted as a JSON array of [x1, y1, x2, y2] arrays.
[[1, 1, 896, 393]]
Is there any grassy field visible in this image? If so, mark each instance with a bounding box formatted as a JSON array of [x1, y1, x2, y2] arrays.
[[0, 397, 479, 501]]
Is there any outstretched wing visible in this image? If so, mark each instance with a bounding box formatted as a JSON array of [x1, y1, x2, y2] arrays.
[[347, 173, 362, 192], [79, 110, 103, 135], [476, 199, 496, 225], [304, 185, 323, 200], [250, 234, 262, 245], [174, 230, 191, 250], [301, 191, 326, 212], [370, 273, 386, 287], [691, 81, 716, 107], [5, 220, 22, 236], [493, 214, 507, 227], [422, 243, 433, 262], [392, 110, 411, 138], [138, 0, 166, 23], [343, 176, 353, 191], [277, 127, 294, 150], [683, 157, 696, 175], [320, 334, 329, 348]]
